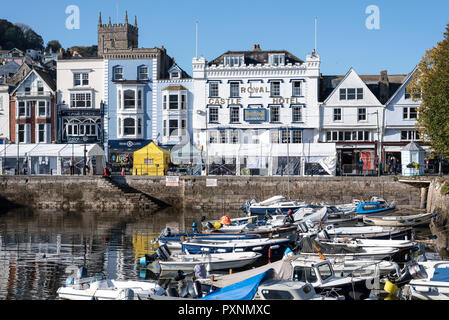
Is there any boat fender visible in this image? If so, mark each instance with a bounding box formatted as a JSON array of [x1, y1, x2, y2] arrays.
[[193, 280, 203, 298]]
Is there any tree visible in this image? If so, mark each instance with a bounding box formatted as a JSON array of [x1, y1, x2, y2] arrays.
[[46, 40, 62, 53], [408, 23, 449, 157], [0, 20, 44, 50]]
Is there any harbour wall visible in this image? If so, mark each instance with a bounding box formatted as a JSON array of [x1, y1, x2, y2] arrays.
[[0, 175, 422, 215], [426, 178, 449, 255]]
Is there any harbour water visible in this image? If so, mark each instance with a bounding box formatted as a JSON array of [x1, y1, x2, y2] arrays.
[[0, 206, 443, 300]]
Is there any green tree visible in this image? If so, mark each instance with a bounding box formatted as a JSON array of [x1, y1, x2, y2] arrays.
[[46, 40, 62, 53], [408, 23, 449, 156]]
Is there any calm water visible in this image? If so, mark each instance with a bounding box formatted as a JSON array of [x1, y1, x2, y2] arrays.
[[0, 206, 442, 300]]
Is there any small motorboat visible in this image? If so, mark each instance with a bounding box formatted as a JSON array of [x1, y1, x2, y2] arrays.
[[355, 197, 396, 215], [317, 224, 413, 241], [241, 195, 306, 216], [294, 237, 399, 261], [401, 260, 449, 300], [56, 266, 165, 300], [181, 237, 291, 256], [362, 212, 436, 227]]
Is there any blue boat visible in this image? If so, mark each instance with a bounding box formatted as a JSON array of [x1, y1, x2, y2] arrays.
[[355, 197, 396, 215]]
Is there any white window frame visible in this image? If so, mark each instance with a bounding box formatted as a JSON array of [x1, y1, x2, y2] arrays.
[[357, 108, 367, 122], [224, 55, 244, 67], [138, 66, 149, 80], [333, 108, 342, 122], [269, 54, 285, 66], [70, 92, 92, 108], [209, 82, 219, 97], [114, 66, 123, 81], [73, 72, 89, 87], [292, 81, 302, 97], [270, 105, 280, 122], [209, 107, 219, 123], [292, 105, 302, 122]]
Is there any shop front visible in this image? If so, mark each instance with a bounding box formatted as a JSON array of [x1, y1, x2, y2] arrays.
[[108, 139, 151, 174], [337, 144, 375, 175]]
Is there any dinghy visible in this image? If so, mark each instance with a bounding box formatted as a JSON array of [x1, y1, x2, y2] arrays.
[[154, 251, 262, 272], [318, 224, 413, 240], [241, 196, 306, 216], [355, 197, 396, 215], [362, 212, 436, 227]]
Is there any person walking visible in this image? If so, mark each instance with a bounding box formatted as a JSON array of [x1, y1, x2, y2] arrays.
[[357, 158, 364, 175], [392, 156, 397, 175], [69, 157, 74, 175]]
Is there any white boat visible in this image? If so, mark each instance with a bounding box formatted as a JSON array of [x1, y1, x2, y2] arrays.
[[317, 224, 413, 240], [181, 237, 291, 255], [286, 255, 399, 277], [242, 195, 306, 216], [157, 251, 262, 272], [293, 206, 328, 224], [295, 237, 399, 261], [253, 280, 344, 300], [57, 267, 165, 300], [362, 212, 435, 227], [329, 238, 417, 249], [402, 260, 449, 300]]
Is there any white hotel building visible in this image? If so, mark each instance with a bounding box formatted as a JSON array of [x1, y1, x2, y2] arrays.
[[192, 45, 336, 176]]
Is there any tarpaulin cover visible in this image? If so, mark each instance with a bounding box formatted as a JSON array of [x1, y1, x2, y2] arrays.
[[200, 269, 272, 300], [430, 268, 449, 282], [295, 237, 362, 255]]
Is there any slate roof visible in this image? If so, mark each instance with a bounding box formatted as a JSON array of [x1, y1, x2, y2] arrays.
[[208, 45, 304, 66], [319, 72, 408, 104]]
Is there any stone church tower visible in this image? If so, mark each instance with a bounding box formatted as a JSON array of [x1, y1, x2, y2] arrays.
[[97, 11, 138, 57]]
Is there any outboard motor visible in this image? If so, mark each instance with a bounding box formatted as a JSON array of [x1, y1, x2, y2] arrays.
[[174, 270, 186, 281], [166, 287, 179, 297], [194, 264, 207, 279], [298, 222, 309, 233], [77, 266, 88, 279], [161, 227, 171, 237], [156, 244, 171, 261], [193, 280, 203, 298]]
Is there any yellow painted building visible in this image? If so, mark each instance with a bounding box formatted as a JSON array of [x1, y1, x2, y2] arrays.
[[133, 142, 171, 175]]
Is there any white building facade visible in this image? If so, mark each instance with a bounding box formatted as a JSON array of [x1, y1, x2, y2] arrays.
[[0, 84, 9, 143], [56, 58, 105, 145], [192, 46, 336, 176]]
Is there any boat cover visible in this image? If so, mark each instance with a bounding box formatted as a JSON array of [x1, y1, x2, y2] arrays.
[[430, 268, 449, 282], [200, 269, 273, 300], [295, 237, 362, 254]]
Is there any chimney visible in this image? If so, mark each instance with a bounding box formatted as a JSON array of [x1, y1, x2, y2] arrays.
[[253, 44, 261, 51], [378, 70, 390, 104]]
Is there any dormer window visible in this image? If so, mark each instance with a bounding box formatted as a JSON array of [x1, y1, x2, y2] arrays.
[[269, 54, 285, 66], [113, 66, 123, 81], [170, 71, 180, 79], [224, 55, 244, 67], [138, 66, 148, 80]]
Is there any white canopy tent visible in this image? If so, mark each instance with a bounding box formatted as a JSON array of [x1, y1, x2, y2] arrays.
[[0, 143, 106, 175]]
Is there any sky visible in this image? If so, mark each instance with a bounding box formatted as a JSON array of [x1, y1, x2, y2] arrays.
[[1, 0, 448, 76]]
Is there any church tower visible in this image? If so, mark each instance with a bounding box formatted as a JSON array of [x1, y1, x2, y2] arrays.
[[97, 11, 139, 57]]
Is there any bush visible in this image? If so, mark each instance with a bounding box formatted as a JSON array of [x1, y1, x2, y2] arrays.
[[440, 182, 449, 196]]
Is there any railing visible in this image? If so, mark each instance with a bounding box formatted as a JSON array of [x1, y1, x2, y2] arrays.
[[16, 91, 53, 97]]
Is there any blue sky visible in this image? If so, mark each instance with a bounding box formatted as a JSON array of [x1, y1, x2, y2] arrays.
[[2, 0, 448, 76]]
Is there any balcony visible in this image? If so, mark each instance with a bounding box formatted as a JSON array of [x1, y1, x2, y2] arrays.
[[16, 90, 52, 98]]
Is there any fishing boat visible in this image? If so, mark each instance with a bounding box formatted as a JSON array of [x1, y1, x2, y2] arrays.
[[355, 197, 396, 215], [57, 266, 165, 300], [146, 251, 262, 272], [401, 260, 449, 300], [181, 237, 291, 256], [241, 195, 306, 216], [362, 212, 436, 227]]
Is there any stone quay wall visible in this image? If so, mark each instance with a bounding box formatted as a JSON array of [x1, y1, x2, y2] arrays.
[[0, 175, 422, 214], [124, 175, 420, 211], [426, 178, 449, 254]]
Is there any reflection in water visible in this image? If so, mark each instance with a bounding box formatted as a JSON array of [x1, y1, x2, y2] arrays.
[[0, 206, 444, 300], [0, 206, 205, 300]]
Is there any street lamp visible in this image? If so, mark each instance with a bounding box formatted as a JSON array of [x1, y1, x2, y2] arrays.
[[83, 134, 88, 175]]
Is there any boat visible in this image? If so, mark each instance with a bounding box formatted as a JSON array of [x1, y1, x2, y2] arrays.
[[293, 206, 328, 224], [401, 260, 449, 300], [362, 212, 436, 227], [241, 195, 306, 216], [181, 237, 291, 256], [294, 237, 400, 261], [148, 251, 263, 272], [201, 269, 343, 300], [355, 197, 396, 215], [317, 224, 413, 240], [56, 266, 166, 300]]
